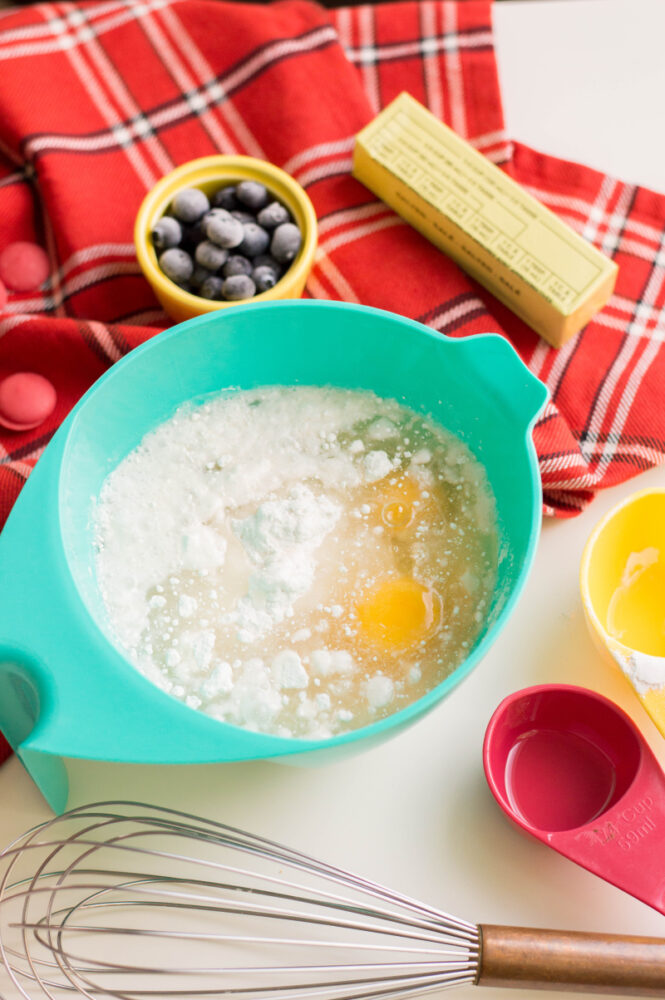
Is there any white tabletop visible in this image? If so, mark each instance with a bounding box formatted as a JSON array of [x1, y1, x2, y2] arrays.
[[2, 1, 665, 997], [494, 0, 665, 193]]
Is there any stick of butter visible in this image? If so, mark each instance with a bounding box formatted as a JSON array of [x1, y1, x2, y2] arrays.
[[353, 93, 618, 348]]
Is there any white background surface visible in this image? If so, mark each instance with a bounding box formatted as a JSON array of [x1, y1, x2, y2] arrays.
[[2, 1, 665, 997], [494, 0, 665, 193]]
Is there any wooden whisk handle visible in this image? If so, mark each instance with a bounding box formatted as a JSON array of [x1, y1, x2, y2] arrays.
[[477, 925, 665, 995]]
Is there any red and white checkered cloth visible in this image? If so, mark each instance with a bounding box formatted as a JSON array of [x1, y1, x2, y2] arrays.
[[0, 0, 664, 765]]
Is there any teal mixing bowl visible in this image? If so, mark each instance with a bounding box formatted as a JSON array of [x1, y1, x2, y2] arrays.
[[0, 301, 547, 812]]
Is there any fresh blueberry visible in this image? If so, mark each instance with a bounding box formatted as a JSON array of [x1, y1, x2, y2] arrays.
[[252, 254, 282, 277], [270, 222, 302, 263], [230, 210, 255, 225], [223, 254, 253, 277], [252, 265, 278, 293], [257, 201, 290, 229], [199, 276, 224, 300], [198, 209, 232, 244], [190, 265, 213, 289], [204, 207, 231, 225], [151, 216, 182, 251], [171, 187, 210, 224], [206, 214, 244, 249], [159, 247, 193, 283], [195, 240, 229, 271], [222, 274, 256, 300], [180, 219, 206, 253], [238, 222, 270, 258], [236, 180, 269, 211], [212, 186, 238, 211]]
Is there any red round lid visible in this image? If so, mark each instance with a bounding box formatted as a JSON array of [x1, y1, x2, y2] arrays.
[[0, 241, 50, 292], [0, 372, 57, 431]]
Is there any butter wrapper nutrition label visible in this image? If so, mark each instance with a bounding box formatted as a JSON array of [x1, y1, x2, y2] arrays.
[[353, 93, 618, 348]]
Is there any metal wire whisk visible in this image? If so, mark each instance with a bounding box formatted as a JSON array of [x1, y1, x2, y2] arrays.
[[0, 801, 663, 1000]]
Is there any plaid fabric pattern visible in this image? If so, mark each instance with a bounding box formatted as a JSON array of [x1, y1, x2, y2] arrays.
[[0, 1, 664, 528]]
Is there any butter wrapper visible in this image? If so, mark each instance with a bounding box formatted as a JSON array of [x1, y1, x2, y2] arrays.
[[353, 93, 618, 348]]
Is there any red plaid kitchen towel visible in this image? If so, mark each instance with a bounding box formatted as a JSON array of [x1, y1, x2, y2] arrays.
[[1, 0, 664, 520]]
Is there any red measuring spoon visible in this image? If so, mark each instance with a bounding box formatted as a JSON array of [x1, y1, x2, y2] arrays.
[[483, 684, 665, 915]]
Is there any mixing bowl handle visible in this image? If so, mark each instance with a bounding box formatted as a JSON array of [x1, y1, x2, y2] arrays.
[[477, 924, 665, 995], [0, 655, 69, 812]]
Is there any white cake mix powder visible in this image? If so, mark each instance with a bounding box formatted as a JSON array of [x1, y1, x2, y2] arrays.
[[93, 386, 498, 738]]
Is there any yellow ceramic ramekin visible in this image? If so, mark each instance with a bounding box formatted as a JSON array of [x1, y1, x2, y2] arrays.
[[134, 156, 318, 323], [580, 488, 665, 737]]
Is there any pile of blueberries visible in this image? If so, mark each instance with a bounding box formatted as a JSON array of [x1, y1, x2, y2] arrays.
[[151, 180, 302, 301]]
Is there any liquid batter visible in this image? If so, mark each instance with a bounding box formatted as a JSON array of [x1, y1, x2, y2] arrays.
[[94, 386, 499, 738]]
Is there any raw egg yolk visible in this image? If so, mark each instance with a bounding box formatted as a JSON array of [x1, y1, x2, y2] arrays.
[[371, 474, 422, 532], [356, 577, 442, 648]]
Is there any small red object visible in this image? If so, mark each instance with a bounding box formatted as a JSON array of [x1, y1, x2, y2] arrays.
[[0, 278, 7, 311], [484, 684, 665, 917], [0, 372, 57, 431], [0, 241, 50, 292]]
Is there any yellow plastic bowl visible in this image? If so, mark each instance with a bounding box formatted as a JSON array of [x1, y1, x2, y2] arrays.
[[580, 488, 665, 736], [134, 156, 318, 323]]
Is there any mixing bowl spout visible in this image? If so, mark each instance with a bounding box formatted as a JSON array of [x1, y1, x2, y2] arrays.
[[461, 334, 549, 428]]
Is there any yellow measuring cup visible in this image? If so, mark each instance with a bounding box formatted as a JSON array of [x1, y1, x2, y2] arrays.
[[581, 489, 665, 736]]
